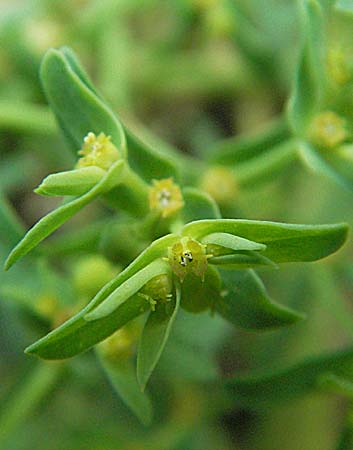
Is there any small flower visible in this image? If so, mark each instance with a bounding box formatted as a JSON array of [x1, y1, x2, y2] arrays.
[[148, 178, 184, 218], [167, 237, 210, 281], [327, 46, 352, 86], [308, 111, 348, 149], [76, 132, 120, 171], [200, 166, 238, 204]]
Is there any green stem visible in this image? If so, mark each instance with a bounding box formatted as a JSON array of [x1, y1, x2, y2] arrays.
[[0, 362, 64, 447]]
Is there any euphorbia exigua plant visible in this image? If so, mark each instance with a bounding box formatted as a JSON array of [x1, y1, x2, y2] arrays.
[[3, 41, 350, 426]]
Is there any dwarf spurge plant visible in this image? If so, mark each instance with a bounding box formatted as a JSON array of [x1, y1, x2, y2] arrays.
[[1, 1, 353, 446]]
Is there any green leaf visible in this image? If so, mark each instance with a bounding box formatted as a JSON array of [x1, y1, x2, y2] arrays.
[[25, 234, 178, 359], [209, 251, 276, 269], [335, 0, 353, 15], [201, 233, 266, 252], [182, 187, 221, 222], [35, 167, 106, 197], [85, 259, 171, 320], [224, 346, 353, 408], [137, 283, 181, 390], [299, 142, 353, 191], [5, 161, 126, 270], [182, 219, 348, 263], [40, 48, 126, 155], [287, 0, 325, 134], [209, 117, 290, 165], [180, 266, 221, 313], [97, 353, 152, 425], [215, 270, 304, 330], [125, 129, 179, 182]]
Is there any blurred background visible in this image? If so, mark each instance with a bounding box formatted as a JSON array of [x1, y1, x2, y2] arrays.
[[0, 0, 352, 449]]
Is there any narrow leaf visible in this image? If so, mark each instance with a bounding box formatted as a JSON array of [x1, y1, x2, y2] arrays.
[[202, 233, 266, 252], [209, 251, 276, 269], [25, 234, 178, 359], [215, 270, 304, 330], [137, 284, 181, 390], [5, 161, 125, 270], [85, 259, 171, 320], [182, 219, 349, 263], [40, 48, 126, 155], [35, 167, 105, 197]]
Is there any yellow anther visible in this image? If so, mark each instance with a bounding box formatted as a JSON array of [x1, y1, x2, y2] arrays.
[[167, 237, 209, 281], [200, 166, 238, 205], [76, 132, 120, 171], [149, 178, 184, 218], [309, 111, 348, 149]]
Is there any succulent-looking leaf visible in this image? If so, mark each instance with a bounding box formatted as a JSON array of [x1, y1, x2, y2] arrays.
[[5, 161, 126, 270], [287, 0, 325, 134], [40, 48, 126, 155], [225, 346, 353, 408], [215, 270, 304, 330], [182, 219, 348, 263], [25, 234, 179, 359], [137, 282, 181, 390], [202, 233, 266, 252], [85, 259, 171, 321], [97, 353, 152, 425], [35, 167, 106, 197]]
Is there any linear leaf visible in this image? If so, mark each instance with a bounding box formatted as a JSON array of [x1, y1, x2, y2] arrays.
[[25, 235, 178, 359], [85, 259, 171, 320], [202, 233, 266, 252], [137, 283, 181, 390], [182, 219, 348, 263], [216, 270, 304, 330], [35, 167, 106, 197], [5, 161, 125, 270]]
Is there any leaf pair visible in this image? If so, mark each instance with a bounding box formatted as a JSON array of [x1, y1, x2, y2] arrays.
[[24, 219, 348, 361]]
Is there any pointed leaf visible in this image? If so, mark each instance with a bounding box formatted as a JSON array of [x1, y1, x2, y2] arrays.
[[215, 270, 304, 330], [35, 167, 106, 197], [137, 284, 181, 390], [5, 161, 126, 270], [25, 234, 178, 359], [85, 259, 171, 320], [97, 353, 152, 425], [40, 48, 126, 155], [202, 233, 266, 252], [182, 219, 348, 263]]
